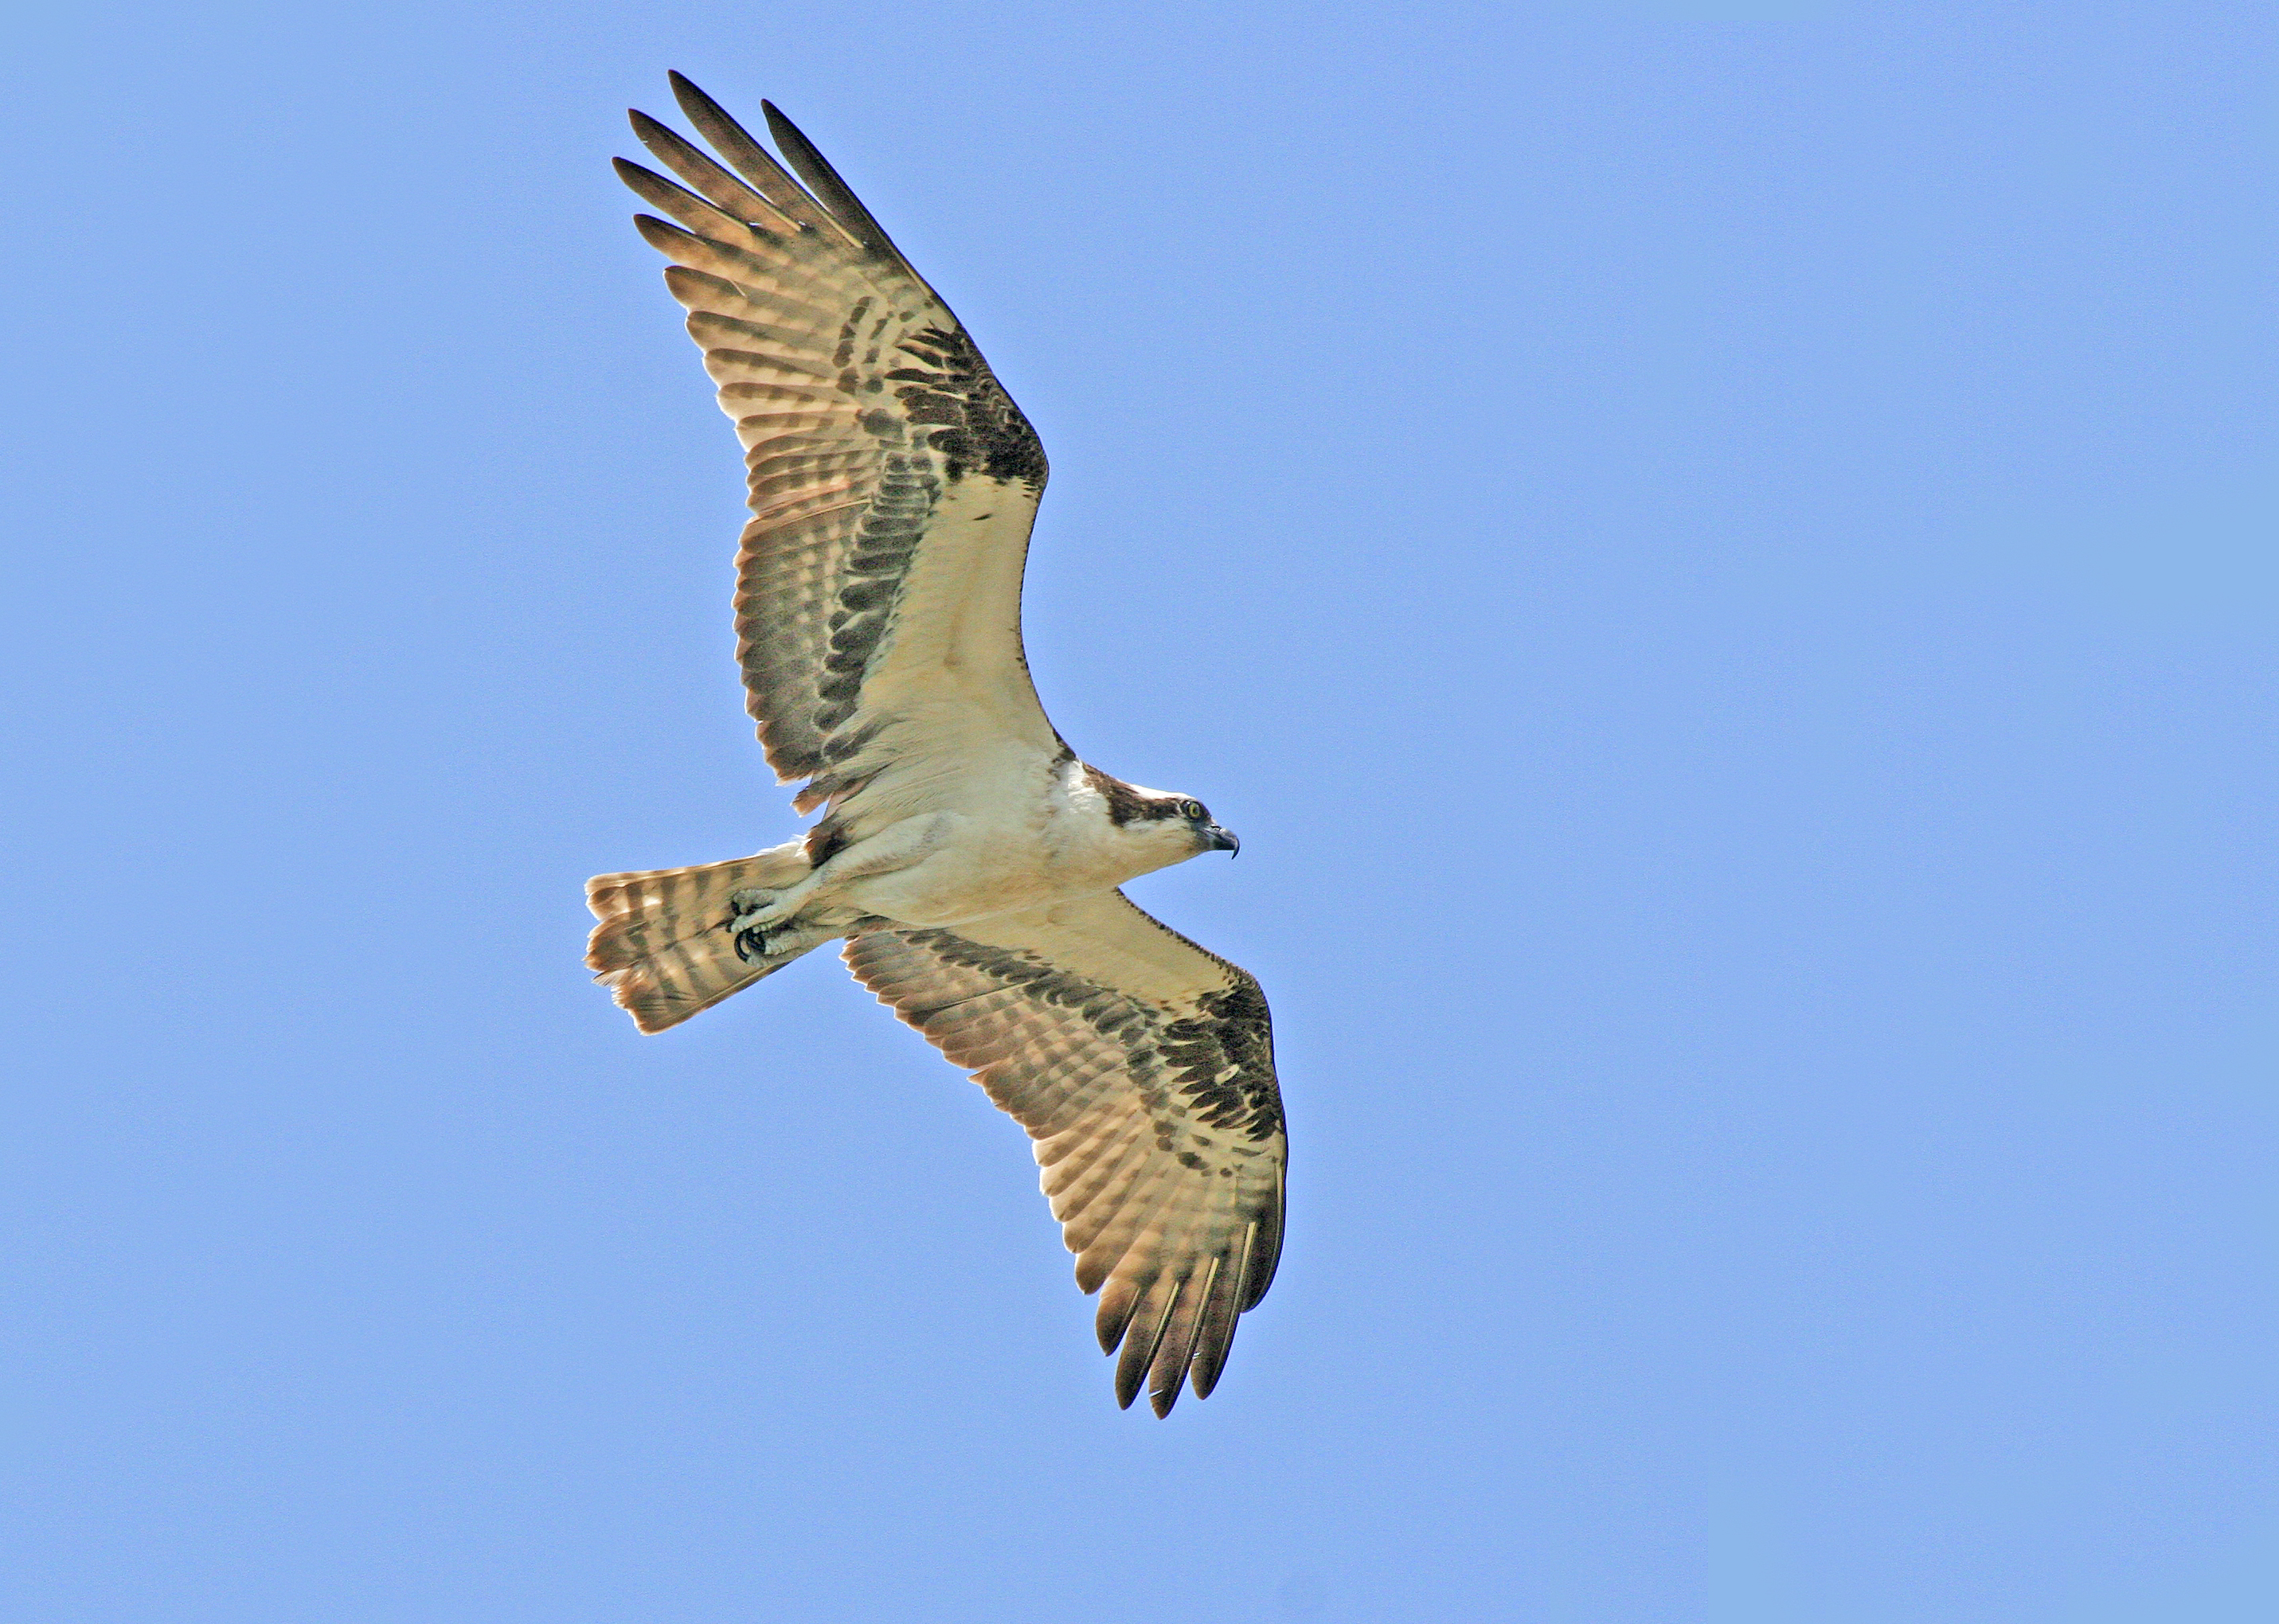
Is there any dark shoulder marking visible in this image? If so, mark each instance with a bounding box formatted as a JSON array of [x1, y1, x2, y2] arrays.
[[1158, 973, 1282, 1142], [885, 324, 1047, 488]]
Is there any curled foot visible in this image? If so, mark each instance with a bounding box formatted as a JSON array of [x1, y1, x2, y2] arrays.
[[724, 888, 791, 963]]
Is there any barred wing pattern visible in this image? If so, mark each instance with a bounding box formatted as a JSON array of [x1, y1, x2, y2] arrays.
[[618, 76, 1057, 812], [845, 893, 1287, 1415]]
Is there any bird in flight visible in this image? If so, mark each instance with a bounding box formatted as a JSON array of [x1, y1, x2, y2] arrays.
[[585, 76, 1286, 1415]]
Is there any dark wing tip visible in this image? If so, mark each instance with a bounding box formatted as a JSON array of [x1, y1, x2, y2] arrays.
[[755, 100, 909, 267], [666, 72, 744, 146], [630, 212, 690, 254], [1188, 1354, 1226, 1402], [1240, 1185, 1288, 1312]]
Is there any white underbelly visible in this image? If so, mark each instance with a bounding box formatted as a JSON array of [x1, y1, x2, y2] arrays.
[[843, 857, 1058, 928], [842, 818, 1134, 928]]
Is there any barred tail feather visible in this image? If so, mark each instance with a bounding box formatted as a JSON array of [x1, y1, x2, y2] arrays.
[[585, 842, 823, 1033]]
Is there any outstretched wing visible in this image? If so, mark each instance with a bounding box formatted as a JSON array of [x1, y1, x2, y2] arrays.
[[617, 76, 1057, 813], [844, 892, 1286, 1415]]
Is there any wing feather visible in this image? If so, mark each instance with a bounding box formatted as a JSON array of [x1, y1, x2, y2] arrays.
[[668, 72, 863, 250], [1114, 1271, 1182, 1411], [842, 892, 1288, 1411], [1187, 1234, 1249, 1399], [627, 108, 785, 228], [1146, 1259, 1214, 1416], [761, 100, 928, 283]]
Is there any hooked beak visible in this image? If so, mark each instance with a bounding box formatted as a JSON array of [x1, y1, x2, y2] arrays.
[[1204, 823, 1241, 857]]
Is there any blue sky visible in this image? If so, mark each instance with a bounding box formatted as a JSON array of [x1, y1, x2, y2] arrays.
[[5, 3, 2274, 1620]]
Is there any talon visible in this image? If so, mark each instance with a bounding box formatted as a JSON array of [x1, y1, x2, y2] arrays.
[[724, 886, 796, 963]]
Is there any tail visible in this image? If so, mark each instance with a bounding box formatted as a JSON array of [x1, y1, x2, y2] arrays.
[[585, 841, 830, 1033]]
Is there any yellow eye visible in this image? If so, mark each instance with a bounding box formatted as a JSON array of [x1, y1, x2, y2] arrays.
[[1180, 799, 1206, 820]]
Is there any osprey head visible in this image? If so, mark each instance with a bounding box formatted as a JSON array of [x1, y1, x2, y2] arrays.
[[1169, 794, 1241, 858], [1081, 765, 1240, 873]]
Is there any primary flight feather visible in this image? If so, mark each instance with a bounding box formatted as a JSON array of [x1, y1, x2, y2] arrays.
[[585, 76, 1287, 1415]]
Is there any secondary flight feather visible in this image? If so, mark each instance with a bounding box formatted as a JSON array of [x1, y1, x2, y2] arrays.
[[585, 76, 1286, 1415]]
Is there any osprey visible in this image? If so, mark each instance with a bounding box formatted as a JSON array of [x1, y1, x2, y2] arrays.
[[585, 76, 1287, 1416]]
